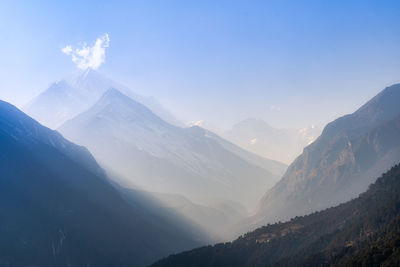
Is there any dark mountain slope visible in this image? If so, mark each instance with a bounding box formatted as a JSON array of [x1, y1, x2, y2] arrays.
[[151, 163, 400, 267], [0, 100, 205, 267], [0, 96, 102, 176]]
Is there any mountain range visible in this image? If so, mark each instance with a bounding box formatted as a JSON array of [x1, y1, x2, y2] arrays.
[[24, 69, 182, 129], [23, 69, 288, 240], [58, 88, 286, 212], [0, 100, 209, 266], [13, 68, 400, 266], [247, 83, 400, 228], [152, 83, 400, 266]]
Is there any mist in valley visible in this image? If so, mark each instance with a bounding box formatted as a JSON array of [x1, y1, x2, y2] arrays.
[[1, 1, 400, 266]]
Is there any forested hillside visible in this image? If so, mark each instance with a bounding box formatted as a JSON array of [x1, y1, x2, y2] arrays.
[[151, 163, 400, 267]]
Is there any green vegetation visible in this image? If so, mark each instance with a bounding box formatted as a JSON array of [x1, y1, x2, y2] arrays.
[[151, 163, 400, 267]]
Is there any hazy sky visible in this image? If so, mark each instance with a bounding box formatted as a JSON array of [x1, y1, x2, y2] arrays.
[[1, 0, 400, 130]]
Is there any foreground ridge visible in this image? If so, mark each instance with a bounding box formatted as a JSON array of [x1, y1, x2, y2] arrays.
[[151, 163, 400, 267]]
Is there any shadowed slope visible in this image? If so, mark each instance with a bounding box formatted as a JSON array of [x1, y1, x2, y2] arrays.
[[0, 100, 206, 267]]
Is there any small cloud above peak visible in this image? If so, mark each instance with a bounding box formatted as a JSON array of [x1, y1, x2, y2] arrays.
[[62, 34, 110, 70]]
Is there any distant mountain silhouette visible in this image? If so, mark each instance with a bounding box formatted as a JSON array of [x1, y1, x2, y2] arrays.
[[150, 163, 400, 267], [251, 83, 400, 227], [0, 100, 208, 266], [24, 68, 182, 128], [224, 118, 320, 164], [59, 89, 286, 221]]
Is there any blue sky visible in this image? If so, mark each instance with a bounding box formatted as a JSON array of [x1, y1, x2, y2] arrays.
[[1, 0, 400, 129]]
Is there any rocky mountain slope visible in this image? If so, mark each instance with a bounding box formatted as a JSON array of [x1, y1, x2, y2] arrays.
[[252, 84, 400, 226]]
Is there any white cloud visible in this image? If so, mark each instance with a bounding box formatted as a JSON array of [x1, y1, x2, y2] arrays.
[[61, 45, 72, 54], [62, 34, 110, 70]]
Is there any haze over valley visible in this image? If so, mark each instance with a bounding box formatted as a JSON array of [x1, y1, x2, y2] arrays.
[[1, 1, 400, 266]]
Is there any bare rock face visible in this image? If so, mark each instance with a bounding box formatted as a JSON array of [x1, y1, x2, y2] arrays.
[[253, 83, 400, 226]]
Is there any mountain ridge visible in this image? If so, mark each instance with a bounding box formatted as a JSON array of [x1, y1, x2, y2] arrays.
[[252, 83, 400, 227], [24, 69, 182, 128], [150, 163, 400, 267], [59, 88, 286, 238], [0, 99, 208, 266]]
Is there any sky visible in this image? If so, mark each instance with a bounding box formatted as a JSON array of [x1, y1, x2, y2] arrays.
[[0, 0, 400, 130]]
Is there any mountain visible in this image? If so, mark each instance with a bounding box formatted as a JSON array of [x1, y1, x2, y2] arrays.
[[59, 88, 286, 214], [24, 68, 182, 128], [252, 83, 400, 226], [201, 128, 287, 178], [150, 163, 400, 267], [22, 80, 87, 130], [224, 118, 321, 164], [0, 100, 208, 266]]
